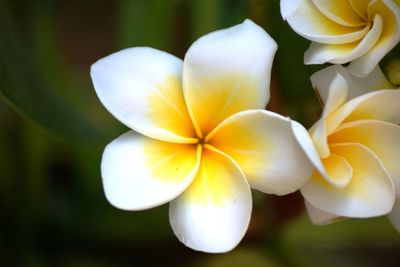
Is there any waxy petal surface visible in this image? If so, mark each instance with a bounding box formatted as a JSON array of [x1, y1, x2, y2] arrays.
[[311, 65, 393, 103], [330, 120, 400, 196], [101, 131, 201, 210], [305, 200, 345, 225], [348, 0, 400, 77], [182, 20, 277, 137], [207, 110, 313, 195], [302, 143, 395, 217], [169, 148, 251, 253], [91, 47, 197, 143], [281, 0, 368, 44]]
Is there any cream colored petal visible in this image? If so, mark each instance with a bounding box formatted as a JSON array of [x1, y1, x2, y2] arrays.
[[350, 0, 369, 20], [182, 19, 277, 137], [301, 143, 395, 218], [281, 0, 369, 44], [388, 199, 400, 232], [305, 15, 382, 65], [312, 0, 366, 26], [326, 89, 400, 134], [311, 65, 393, 104], [321, 153, 353, 188], [91, 47, 197, 143], [348, 0, 400, 77], [305, 200, 347, 225], [101, 131, 201, 210], [207, 110, 313, 195], [309, 73, 348, 158], [330, 120, 400, 196], [169, 147, 252, 253]]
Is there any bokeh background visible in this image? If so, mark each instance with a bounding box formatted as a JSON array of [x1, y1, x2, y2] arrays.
[[1, 0, 400, 266]]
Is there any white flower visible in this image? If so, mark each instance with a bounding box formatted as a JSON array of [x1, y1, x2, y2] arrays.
[[281, 0, 400, 77], [291, 64, 400, 223], [90, 20, 313, 253]]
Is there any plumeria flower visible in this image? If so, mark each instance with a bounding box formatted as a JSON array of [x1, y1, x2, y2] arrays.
[[291, 64, 400, 225], [90, 20, 313, 253], [281, 0, 400, 77]]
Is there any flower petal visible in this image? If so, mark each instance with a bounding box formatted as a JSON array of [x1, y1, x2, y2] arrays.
[[305, 15, 382, 65], [311, 65, 393, 104], [312, 0, 366, 27], [91, 47, 197, 144], [388, 199, 400, 232], [281, 0, 369, 44], [305, 200, 346, 225], [101, 131, 201, 210], [321, 153, 353, 188], [207, 110, 313, 195], [348, 0, 400, 77], [325, 89, 400, 135], [301, 143, 395, 218], [350, 0, 369, 20], [330, 120, 400, 196], [182, 19, 277, 137], [309, 73, 348, 158], [169, 147, 252, 253]]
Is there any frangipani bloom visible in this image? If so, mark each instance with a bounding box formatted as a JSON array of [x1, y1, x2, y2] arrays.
[[281, 0, 400, 77], [291, 65, 400, 224], [90, 20, 313, 253]]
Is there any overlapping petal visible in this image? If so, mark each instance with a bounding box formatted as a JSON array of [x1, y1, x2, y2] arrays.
[[310, 65, 393, 103], [182, 19, 277, 137], [301, 143, 395, 217], [282, 0, 400, 77], [388, 200, 400, 231], [281, 0, 368, 44], [206, 110, 313, 195], [91, 47, 197, 143], [305, 200, 345, 225], [330, 120, 400, 196], [169, 148, 251, 253], [101, 131, 201, 210], [348, 0, 400, 77]]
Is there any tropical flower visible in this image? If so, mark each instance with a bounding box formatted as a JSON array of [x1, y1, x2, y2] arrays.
[[90, 20, 313, 253], [291, 65, 400, 224], [281, 0, 400, 77]]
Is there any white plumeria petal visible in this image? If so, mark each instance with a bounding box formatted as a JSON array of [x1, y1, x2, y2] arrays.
[[169, 147, 252, 253], [312, 0, 366, 26], [330, 120, 400, 197], [301, 143, 395, 218], [311, 65, 393, 103], [101, 131, 201, 210], [91, 47, 197, 144], [309, 73, 348, 158], [348, 0, 400, 77], [388, 199, 400, 232], [281, 0, 369, 44], [206, 110, 313, 195], [305, 200, 346, 225], [305, 15, 382, 65], [350, 0, 369, 20], [326, 89, 400, 133], [182, 19, 277, 137]]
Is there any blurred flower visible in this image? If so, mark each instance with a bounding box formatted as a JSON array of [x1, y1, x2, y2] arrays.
[[291, 65, 400, 224], [281, 0, 400, 77], [90, 20, 312, 253]]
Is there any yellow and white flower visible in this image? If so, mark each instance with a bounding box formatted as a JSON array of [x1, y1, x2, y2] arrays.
[[90, 20, 313, 253], [291, 64, 400, 223], [281, 0, 400, 77]]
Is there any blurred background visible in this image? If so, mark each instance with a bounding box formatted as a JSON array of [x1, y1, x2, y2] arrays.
[[1, 0, 400, 266]]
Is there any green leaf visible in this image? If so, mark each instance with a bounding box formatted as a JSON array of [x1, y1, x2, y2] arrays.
[[0, 2, 102, 142]]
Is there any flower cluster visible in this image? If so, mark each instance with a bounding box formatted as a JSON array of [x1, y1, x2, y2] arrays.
[[90, 1, 400, 253], [283, 1, 400, 230]]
